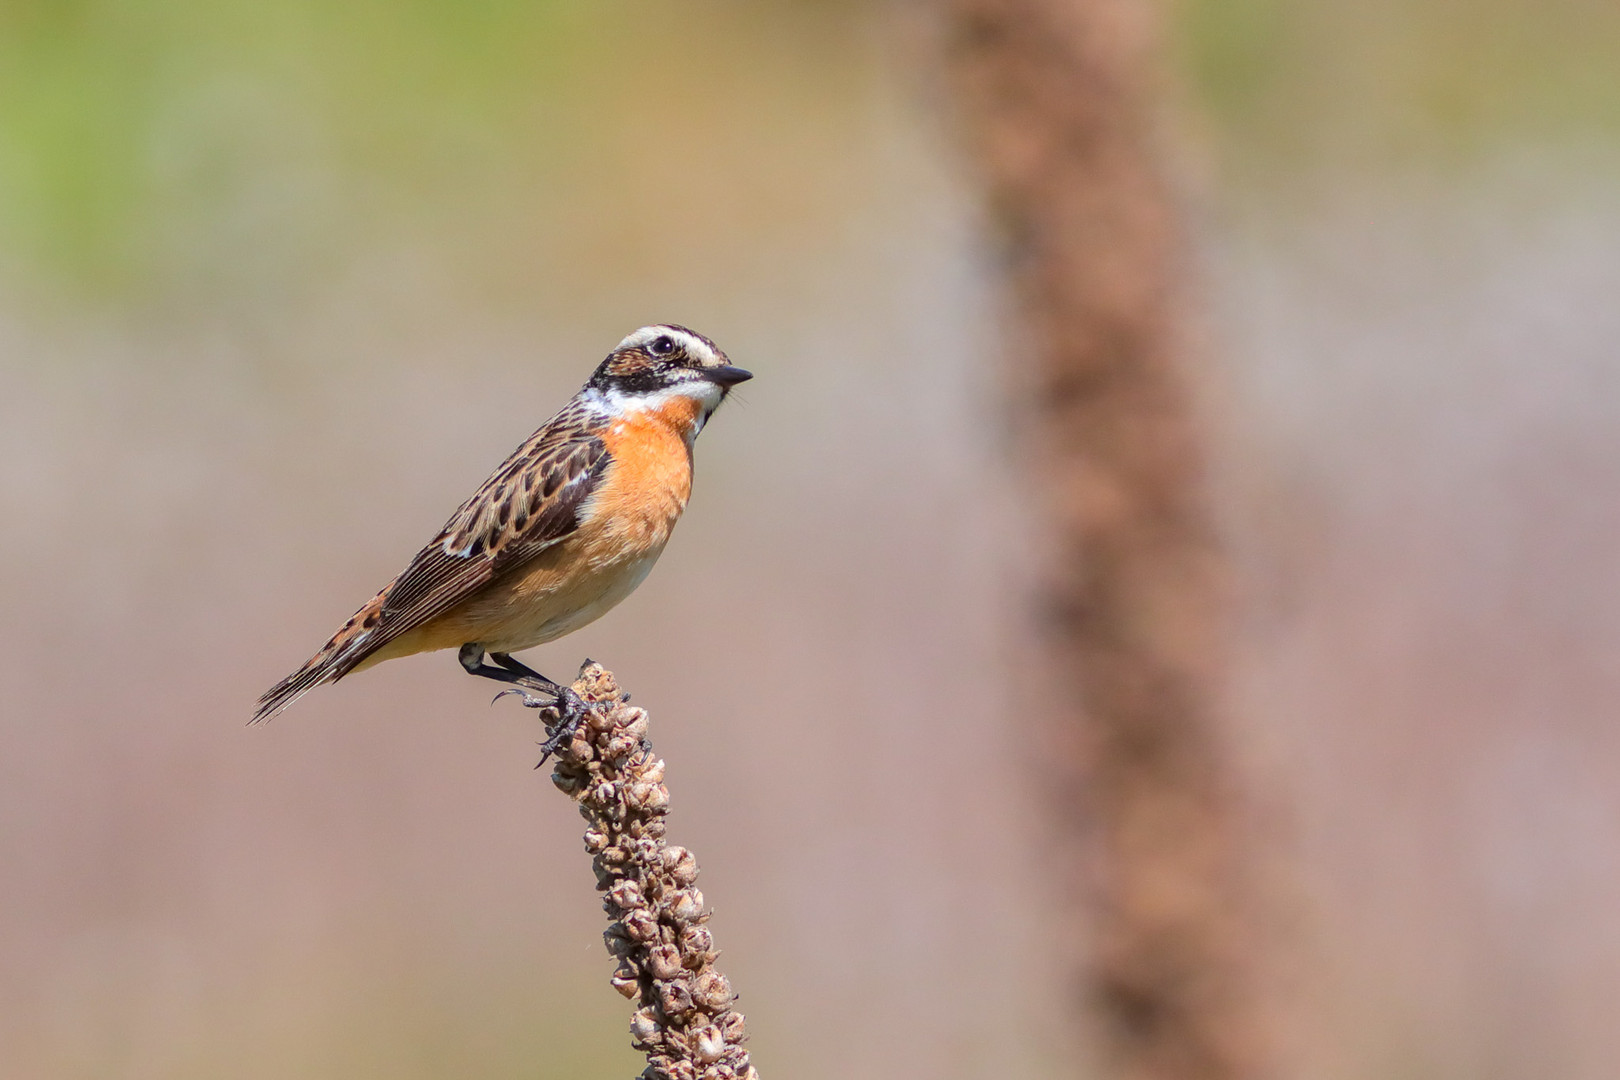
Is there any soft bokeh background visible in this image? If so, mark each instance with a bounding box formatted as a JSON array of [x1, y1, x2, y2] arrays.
[[2, 2, 1618, 1077]]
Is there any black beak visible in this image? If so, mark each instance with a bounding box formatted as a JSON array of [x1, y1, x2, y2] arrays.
[[706, 365, 753, 387]]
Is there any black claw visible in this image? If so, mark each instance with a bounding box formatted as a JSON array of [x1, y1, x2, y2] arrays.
[[492, 686, 556, 710], [534, 688, 592, 768]]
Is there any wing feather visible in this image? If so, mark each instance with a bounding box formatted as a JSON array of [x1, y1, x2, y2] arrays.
[[255, 393, 616, 723], [374, 427, 608, 648]]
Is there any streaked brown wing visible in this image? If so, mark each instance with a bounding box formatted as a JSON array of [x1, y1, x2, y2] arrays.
[[369, 403, 609, 651], [253, 398, 611, 722]]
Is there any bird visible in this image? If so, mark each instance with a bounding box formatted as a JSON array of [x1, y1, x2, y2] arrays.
[[254, 324, 752, 756]]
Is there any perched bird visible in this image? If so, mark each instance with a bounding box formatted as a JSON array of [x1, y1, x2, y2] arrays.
[[255, 325, 751, 755]]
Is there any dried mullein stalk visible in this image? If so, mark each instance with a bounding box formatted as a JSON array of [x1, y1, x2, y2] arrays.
[[540, 661, 758, 1080]]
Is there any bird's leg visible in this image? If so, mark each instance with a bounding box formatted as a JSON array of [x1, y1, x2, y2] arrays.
[[488, 651, 565, 696], [459, 645, 594, 766], [492, 652, 598, 764], [458, 643, 562, 702]]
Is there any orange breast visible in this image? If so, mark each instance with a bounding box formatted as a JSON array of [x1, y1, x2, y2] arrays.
[[587, 405, 695, 553], [355, 401, 700, 663]]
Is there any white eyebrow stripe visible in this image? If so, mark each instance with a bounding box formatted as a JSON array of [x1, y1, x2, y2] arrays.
[[614, 325, 720, 367]]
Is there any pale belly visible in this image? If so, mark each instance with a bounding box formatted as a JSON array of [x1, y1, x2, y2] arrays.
[[482, 547, 663, 652], [352, 542, 668, 671], [387, 536, 669, 659]]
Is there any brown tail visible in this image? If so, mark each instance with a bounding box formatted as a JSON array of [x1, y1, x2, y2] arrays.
[[253, 588, 391, 723]]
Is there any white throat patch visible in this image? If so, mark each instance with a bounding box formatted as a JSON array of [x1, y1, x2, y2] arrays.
[[593, 381, 724, 438]]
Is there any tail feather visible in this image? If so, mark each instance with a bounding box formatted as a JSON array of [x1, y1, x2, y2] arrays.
[[253, 589, 390, 723]]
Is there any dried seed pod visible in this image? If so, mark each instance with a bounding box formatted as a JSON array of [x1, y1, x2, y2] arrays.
[[591, 780, 618, 806], [658, 978, 694, 1017], [610, 973, 640, 1000], [641, 758, 666, 784], [606, 880, 643, 910], [692, 1025, 725, 1065], [623, 711, 650, 739], [646, 943, 684, 980], [583, 826, 610, 853], [622, 907, 660, 943], [603, 925, 634, 955], [678, 925, 714, 964], [663, 847, 699, 886], [720, 1011, 747, 1042], [630, 1007, 662, 1047], [692, 971, 733, 1012], [669, 889, 705, 923]]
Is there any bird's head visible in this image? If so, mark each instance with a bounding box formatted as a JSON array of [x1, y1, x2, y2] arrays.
[[586, 326, 752, 439], [592, 325, 750, 396]]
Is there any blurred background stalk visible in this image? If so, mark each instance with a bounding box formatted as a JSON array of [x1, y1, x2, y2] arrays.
[[943, 2, 1268, 1078]]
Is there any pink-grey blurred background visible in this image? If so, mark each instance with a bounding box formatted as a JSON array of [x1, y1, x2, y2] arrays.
[[3, 2, 1619, 1077]]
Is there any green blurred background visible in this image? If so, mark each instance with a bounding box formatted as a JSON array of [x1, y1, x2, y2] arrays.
[[2, 1, 1618, 1077]]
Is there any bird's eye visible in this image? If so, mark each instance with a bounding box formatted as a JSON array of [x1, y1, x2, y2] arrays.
[[649, 335, 676, 356]]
